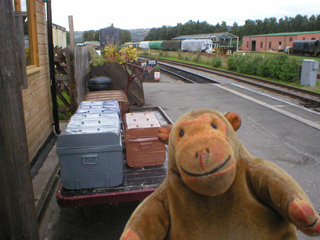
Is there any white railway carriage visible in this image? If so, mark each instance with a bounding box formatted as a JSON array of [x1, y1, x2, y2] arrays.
[[181, 39, 213, 53], [139, 41, 150, 49]]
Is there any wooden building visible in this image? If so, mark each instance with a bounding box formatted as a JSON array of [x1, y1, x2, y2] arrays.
[[13, 0, 56, 167], [242, 31, 320, 52]]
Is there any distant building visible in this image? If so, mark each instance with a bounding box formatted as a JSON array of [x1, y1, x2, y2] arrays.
[[52, 23, 67, 48], [100, 25, 120, 50], [173, 32, 239, 51], [242, 31, 320, 52]]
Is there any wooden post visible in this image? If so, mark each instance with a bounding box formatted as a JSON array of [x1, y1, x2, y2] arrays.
[[0, 0, 40, 239], [68, 15, 75, 50], [67, 15, 78, 113]]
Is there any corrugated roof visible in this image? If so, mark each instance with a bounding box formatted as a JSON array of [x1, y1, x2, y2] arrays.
[[173, 32, 238, 40], [244, 31, 320, 37]]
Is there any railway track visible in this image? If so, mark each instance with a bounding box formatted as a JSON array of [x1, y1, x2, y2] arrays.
[[143, 57, 320, 112], [159, 63, 220, 84]]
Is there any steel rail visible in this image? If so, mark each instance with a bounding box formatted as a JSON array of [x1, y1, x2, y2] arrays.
[[157, 58, 320, 99], [159, 63, 220, 84], [142, 57, 320, 110]]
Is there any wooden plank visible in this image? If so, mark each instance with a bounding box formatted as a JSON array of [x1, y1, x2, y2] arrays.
[[23, 82, 51, 112], [14, 12, 28, 88], [23, 93, 51, 125], [74, 45, 91, 104], [56, 86, 70, 107], [55, 75, 68, 81], [66, 46, 77, 113], [55, 62, 67, 75], [14, 0, 21, 11], [26, 0, 39, 66], [54, 46, 66, 62], [67, 16, 77, 114], [68, 16, 75, 50], [27, 118, 52, 160], [90, 62, 145, 106], [0, 0, 39, 238], [25, 103, 51, 138]]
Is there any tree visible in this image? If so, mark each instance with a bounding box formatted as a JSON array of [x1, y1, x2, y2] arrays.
[[263, 17, 278, 33], [231, 22, 243, 38], [278, 16, 291, 32], [144, 20, 217, 41], [242, 19, 256, 36], [255, 19, 264, 34], [94, 31, 100, 41], [316, 14, 320, 30], [221, 21, 228, 32], [291, 14, 308, 32], [307, 15, 317, 31], [83, 30, 96, 41], [120, 30, 131, 44]]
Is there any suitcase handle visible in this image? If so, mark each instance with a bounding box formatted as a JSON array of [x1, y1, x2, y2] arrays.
[[82, 154, 98, 165], [140, 142, 152, 150]]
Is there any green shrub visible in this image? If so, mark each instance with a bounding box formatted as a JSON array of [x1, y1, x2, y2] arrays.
[[193, 52, 201, 63], [277, 58, 299, 82], [227, 56, 239, 71], [211, 57, 222, 68], [240, 56, 264, 75], [227, 54, 300, 83]]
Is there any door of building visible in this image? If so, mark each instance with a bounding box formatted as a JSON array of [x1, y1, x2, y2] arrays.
[[251, 40, 256, 51]]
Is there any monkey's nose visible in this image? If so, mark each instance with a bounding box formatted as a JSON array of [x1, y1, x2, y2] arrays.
[[195, 149, 210, 171], [195, 148, 210, 158]]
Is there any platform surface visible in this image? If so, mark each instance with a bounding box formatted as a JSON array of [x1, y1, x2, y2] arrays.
[[39, 80, 320, 240]]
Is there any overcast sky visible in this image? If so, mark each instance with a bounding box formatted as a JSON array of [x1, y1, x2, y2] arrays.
[[51, 0, 320, 31]]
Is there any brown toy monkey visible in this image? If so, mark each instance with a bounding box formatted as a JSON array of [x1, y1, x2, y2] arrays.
[[121, 109, 320, 240]]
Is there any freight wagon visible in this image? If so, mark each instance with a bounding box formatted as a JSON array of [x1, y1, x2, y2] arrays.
[[132, 39, 215, 53], [162, 40, 182, 51], [149, 41, 163, 50]]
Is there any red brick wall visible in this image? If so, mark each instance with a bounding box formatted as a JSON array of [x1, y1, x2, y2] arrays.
[[242, 33, 320, 51]]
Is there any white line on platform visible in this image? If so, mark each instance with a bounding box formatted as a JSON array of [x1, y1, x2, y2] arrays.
[[214, 84, 320, 131]]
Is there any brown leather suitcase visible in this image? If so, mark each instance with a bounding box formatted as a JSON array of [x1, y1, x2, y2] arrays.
[[83, 90, 129, 119], [124, 112, 166, 168]]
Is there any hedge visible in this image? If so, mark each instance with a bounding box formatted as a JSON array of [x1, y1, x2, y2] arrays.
[[227, 54, 300, 83]]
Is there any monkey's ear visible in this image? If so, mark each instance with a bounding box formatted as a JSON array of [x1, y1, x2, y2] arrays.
[[158, 124, 173, 145], [224, 112, 241, 131]]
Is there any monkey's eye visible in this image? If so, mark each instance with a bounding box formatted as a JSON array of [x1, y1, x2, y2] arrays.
[[211, 123, 218, 129], [179, 130, 184, 137]]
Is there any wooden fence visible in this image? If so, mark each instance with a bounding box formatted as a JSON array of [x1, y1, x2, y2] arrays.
[[55, 45, 93, 118]]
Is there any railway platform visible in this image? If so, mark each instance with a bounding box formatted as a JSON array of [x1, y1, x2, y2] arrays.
[[39, 76, 320, 240]]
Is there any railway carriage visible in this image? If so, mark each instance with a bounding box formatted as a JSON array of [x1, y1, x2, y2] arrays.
[[162, 40, 182, 51], [133, 39, 215, 53], [292, 40, 320, 56], [139, 41, 150, 49], [149, 41, 163, 50]]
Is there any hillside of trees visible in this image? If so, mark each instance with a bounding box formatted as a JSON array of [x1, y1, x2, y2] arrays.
[[76, 14, 320, 45], [128, 29, 151, 42], [144, 14, 320, 41]]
